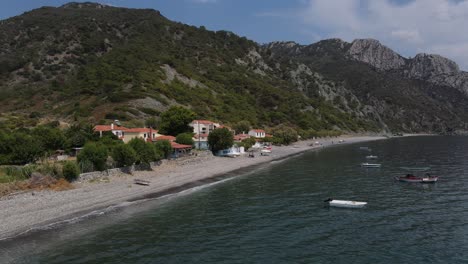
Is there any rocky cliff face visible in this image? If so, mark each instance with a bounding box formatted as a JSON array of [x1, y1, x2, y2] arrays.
[[346, 39, 406, 71], [263, 38, 468, 133], [406, 53, 459, 78], [345, 39, 468, 96]]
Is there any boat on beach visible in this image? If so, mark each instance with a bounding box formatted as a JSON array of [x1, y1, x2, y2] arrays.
[[134, 179, 150, 186], [361, 163, 381, 168], [324, 198, 367, 208], [395, 174, 438, 183]]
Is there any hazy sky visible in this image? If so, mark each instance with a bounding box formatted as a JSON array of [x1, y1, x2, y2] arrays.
[[2, 0, 468, 70]]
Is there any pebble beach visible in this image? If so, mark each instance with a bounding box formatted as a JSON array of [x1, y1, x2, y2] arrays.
[[0, 135, 386, 241]]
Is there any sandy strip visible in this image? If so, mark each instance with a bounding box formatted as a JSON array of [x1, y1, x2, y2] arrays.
[[0, 135, 385, 240]]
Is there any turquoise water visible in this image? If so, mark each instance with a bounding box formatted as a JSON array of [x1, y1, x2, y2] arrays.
[[2, 136, 468, 263]]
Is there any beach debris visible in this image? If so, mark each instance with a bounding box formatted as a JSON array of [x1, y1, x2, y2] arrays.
[[134, 179, 150, 186]]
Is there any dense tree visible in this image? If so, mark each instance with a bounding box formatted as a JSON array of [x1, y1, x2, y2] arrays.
[[272, 126, 298, 145], [145, 117, 159, 129], [64, 123, 99, 148], [175, 133, 194, 146], [128, 138, 160, 165], [154, 140, 173, 159], [77, 142, 108, 171], [208, 128, 234, 152], [240, 137, 256, 150], [32, 126, 66, 151], [111, 144, 137, 167], [6, 133, 44, 165], [159, 106, 196, 136], [62, 161, 80, 182], [233, 121, 251, 134]]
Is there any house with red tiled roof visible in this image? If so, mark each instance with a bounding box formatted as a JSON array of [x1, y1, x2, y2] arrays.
[[154, 135, 176, 142], [94, 123, 128, 139], [233, 133, 250, 142], [171, 142, 193, 158], [122, 128, 161, 143], [248, 129, 266, 138]]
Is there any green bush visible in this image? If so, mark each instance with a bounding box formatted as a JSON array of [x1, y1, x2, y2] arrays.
[[154, 140, 173, 159], [111, 144, 137, 167], [128, 138, 161, 164], [159, 106, 196, 136], [208, 128, 234, 152], [63, 161, 80, 182], [272, 126, 298, 145], [77, 142, 108, 171], [175, 133, 194, 146], [241, 137, 256, 150]]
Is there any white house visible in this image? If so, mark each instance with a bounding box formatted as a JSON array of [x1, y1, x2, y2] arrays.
[[189, 120, 220, 135], [248, 129, 266, 138], [94, 123, 128, 139], [193, 133, 209, 150]]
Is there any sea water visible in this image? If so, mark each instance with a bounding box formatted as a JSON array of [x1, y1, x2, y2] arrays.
[[1, 136, 468, 263]]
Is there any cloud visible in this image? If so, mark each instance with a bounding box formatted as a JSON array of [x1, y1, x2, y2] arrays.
[[390, 29, 423, 44], [282, 0, 468, 69]]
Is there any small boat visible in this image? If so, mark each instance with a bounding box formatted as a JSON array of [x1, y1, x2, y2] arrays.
[[134, 179, 150, 186], [395, 175, 438, 183], [366, 155, 378, 159], [361, 163, 381, 168], [225, 152, 241, 158], [359, 147, 372, 151], [324, 198, 367, 208]]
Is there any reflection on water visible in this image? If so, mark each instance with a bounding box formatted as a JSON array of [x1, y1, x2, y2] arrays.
[[2, 136, 468, 263]]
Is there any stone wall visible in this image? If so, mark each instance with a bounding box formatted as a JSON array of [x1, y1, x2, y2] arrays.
[[78, 161, 162, 182]]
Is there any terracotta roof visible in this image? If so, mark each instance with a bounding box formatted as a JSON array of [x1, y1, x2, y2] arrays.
[[123, 128, 150, 133], [265, 134, 273, 137], [218, 125, 232, 130], [171, 142, 193, 149], [191, 120, 216, 125], [94, 125, 127, 132], [251, 129, 265, 133], [234, 134, 250, 141], [155, 135, 176, 141]]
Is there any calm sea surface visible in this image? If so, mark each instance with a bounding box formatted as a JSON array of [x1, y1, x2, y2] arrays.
[[2, 136, 468, 263]]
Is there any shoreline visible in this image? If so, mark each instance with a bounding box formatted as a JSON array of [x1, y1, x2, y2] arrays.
[[0, 135, 387, 241]]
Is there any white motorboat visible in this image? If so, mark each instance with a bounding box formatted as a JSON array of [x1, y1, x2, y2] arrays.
[[324, 199, 367, 208], [361, 163, 381, 168], [366, 155, 378, 159]]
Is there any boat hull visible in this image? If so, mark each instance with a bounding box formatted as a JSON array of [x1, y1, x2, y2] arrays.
[[395, 176, 438, 183], [328, 200, 367, 208], [361, 163, 381, 168]]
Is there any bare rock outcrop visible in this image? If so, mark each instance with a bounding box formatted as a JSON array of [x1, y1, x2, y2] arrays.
[[406, 53, 459, 79], [347, 39, 406, 71]]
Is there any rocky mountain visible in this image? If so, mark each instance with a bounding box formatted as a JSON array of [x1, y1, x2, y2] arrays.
[[263, 38, 468, 133], [0, 2, 467, 134], [345, 39, 468, 96]]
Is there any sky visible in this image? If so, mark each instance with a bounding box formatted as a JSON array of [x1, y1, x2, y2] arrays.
[[1, 0, 468, 70]]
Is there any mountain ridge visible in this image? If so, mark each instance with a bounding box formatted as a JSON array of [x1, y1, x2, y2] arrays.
[[0, 3, 467, 134]]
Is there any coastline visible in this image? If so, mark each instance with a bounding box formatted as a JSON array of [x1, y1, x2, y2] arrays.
[[0, 135, 386, 241]]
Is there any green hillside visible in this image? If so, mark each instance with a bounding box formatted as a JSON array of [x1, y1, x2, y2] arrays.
[[0, 2, 466, 134]]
